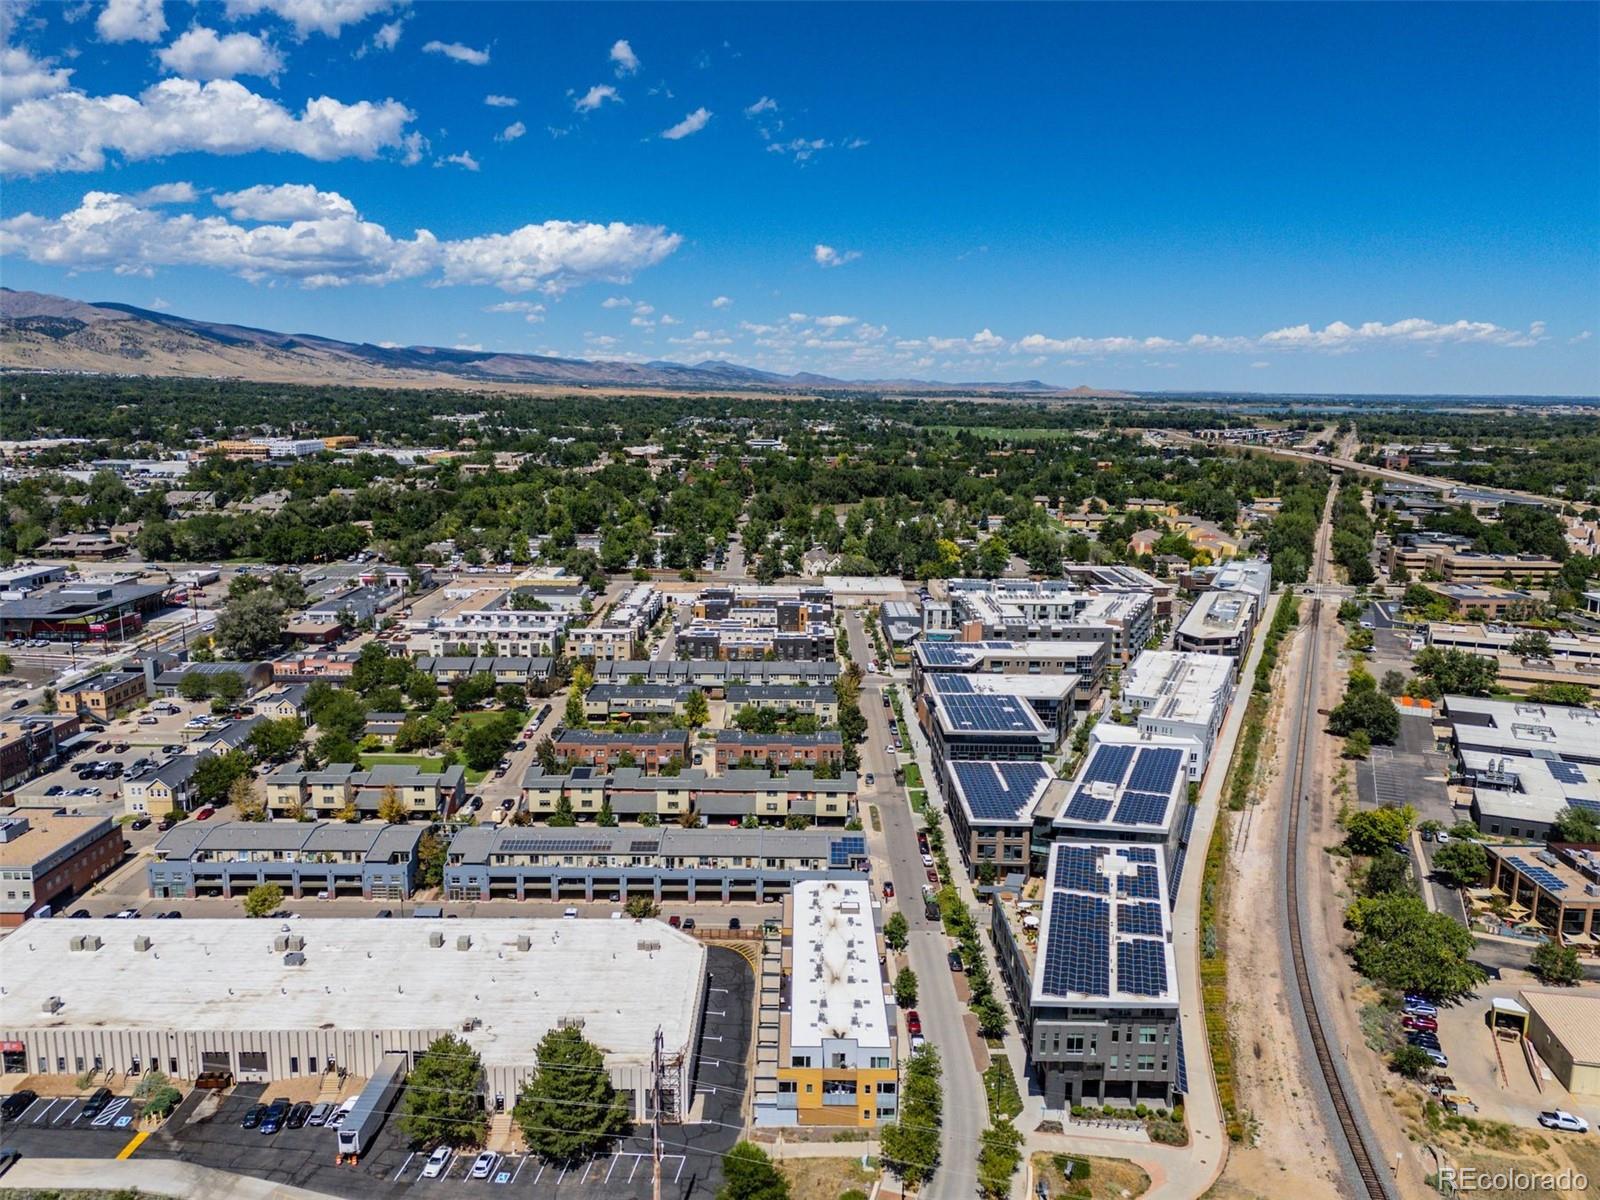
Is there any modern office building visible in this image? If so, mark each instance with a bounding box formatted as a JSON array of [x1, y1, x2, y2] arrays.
[[0, 917, 705, 1117], [1461, 752, 1600, 840], [912, 638, 1108, 698], [1204, 558, 1273, 622], [946, 759, 1055, 874], [1116, 651, 1237, 779], [0, 811, 125, 926], [991, 841, 1181, 1109], [1424, 624, 1600, 671], [946, 581, 1153, 664], [1174, 591, 1254, 663], [1062, 564, 1177, 621], [1484, 844, 1600, 953], [147, 820, 423, 899], [59, 667, 149, 721], [444, 825, 869, 902], [754, 879, 898, 1128], [921, 676, 1055, 794], [1046, 740, 1193, 876], [0, 581, 168, 642], [1442, 696, 1600, 767]]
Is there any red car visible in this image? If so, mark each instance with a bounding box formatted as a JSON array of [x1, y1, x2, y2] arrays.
[[194, 806, 216, 821], [882, 881, 895, 899], [1401, 1014, 1438, 1033], [905, 1010, 922, 1036], [926, 868, 939, 885], [668, 915, 682, 928]]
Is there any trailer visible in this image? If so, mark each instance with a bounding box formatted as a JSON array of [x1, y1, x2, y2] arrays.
[[335, 1051, 408, 1164]]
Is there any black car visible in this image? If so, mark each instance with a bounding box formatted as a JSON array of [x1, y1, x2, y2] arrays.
[[130, 816, 152, 830], [0, 1091, 37, 1121], [948, 950, 965, 973], [259, 1099, 291, 1135], [69, 909, 91, 918], [81, 1087, 114, 1118], [287, 1101, 313, 1129], [728, 917, 742, 931], [681, 917, 697, 931], [240, 1104, 267, 1129], [375, 909, 394, 918]]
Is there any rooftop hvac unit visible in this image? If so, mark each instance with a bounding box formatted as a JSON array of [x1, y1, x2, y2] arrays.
[[461, 1016, 482, 1031], [133, 936, 151, 952], [283, 951, 305, 966], [456, 935, 472, 951], [516, 934, 532, 951], [42, 995, 63, 1014], [1585, 884, 1600, 897], [429, 931, 444, 948], [274, 934, 290, 951], [69, 935, 85, 952], [286, 934, 304, 951]]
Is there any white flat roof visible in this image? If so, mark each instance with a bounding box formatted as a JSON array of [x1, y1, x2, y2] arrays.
[[1446, 696, 1600, 764], [1122, 651, 1235, 725], [1176, 590, 1253, 638], [789, 879, 890, 1052], [0, 917, 705, 1069]]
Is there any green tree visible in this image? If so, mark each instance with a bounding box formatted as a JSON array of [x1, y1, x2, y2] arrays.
[[1531, 939, 1582, 986], [884, 910, 909, 953], [548, 795, 577, 827], [536, 735, 557, 772], [497, 683, 529, 711], [564, 688, 587, 728], [229, 774, 266, 822], [683, 688, 709, 728], [1552, 806, 1600, 843], [1328, 686, 1400, 744], [624, 895, 660, 919], [894, 966, 918, 1008], [1363, 850, 1414, 898], [210, 671, 245, 705], [462, 719, 516, 772], [1390, 1044, 1436, 1080], [399, 1034, 487, 1148], [177, 672, 213, 702], [717, 1141, 790, 1200], [977, 1119, 1023, 1200], [1412, 647, 1498, 697], [416, 830, 447, 888], [248, 717, 305, 762], [596, 798, 617, 827], [242, 883, 284, 918], [1431, 840, 1488, 888], [1342, 730, 1372, 759], [512, 1027, 630, 1160], [0, 652, 12, 674], [1344, 805, 1415, 856], [192, 750, 252, 805], [1380, 670, 1406, 697], [215, 587, 288, 659], [1526, 683, 1595, 707], [880, 1043, 942, 1189], [973, 993, 1009, 1039], [1345, 892, 1483, 1000], [1509, 630, 1553, 658]]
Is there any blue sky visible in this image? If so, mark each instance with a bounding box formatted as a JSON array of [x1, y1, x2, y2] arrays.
[[2, 0, 1597, 394]]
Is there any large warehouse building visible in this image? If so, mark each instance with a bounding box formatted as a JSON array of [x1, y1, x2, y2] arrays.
[[0, 917, 707, 1118]]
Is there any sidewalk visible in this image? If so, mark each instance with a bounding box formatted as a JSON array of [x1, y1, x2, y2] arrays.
[[0, 1156, 347, 1199]]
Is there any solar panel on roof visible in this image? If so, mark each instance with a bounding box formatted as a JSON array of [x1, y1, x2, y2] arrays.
[[1064, 789, 1113, 823], [1572, 797, 1600, 817], [1507, 857, 1566, 892], [830, 835, 867, 867], [1121, 846, 1158, 864], [1082, 744, 1135, 785], [1053, 845, 1108, 893], [1119, 864, 1161, 900], [1548, 761, 1587, 785], [1117, 938, 1168, 996], [954, 761, 1044, 821], [1040, 892, 1110, 997], [1114, 790, 1171, 828], [1168, 845, 1188, 907], [1118, 902, 1164, 936], [629, 839, 661, 854], [1128, 746, 1184, 794], [932, 673, 974, 694]]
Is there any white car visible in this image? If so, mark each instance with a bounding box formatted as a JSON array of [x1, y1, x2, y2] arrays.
[[469, 1151, 498, 1180], [1538, 1110, 1590, 1133], [420, 1145, 452, 1178], [922, 854, 935, 868]]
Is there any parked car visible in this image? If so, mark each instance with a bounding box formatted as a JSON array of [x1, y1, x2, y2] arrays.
[[305, 1102, 331, 1127], [469, 1151, 498, 1179], [921, 854, 935, 868], [421, 1145, 452, 1178], [728, 917, 742, 931], [865, 773, 875, 787], [681, 917, 696, 931], [69, 909, 91, 919], [327, 1097, 357, 1129], [259, 1099, 290, 1134], [947, 950, 964, 972], [905, 1011, 922, 1036], [1401, 1015, 1437, 1033], [882, 881, 895, 899], [563, 907, 578, 919], [668, 915, 682, 928], [287, 1101, 312, 1129], [0, 1091, 37, 1121], [1538, 1110, 1590, 1133], [113, 908, 140, 919], [194, 806, 215, 821], [240, 1104, 266, 1129], [130, 816, 151, 830], [1403, 1001, 1438, 1019], [375, 909, 394, 919], [81, 1087, 115, 1119]]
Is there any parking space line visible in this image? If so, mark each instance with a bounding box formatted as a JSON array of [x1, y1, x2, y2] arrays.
[[53, 1099, 80, 1124], [393, 1151, 416, 1181], [32, 1098, 61, 1123], [510, 1155, 528, 1183], [556, 1160, 570, 1183], [17, 1097, 48, 1121], [673, 1155, 686, 1183], [533, 1160, 546, 1184], [582, 1156, 597, 1182], [605, 1154, 620, 1183]]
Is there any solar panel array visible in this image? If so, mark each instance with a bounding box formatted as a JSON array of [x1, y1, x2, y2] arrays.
[[1122, 846, 1158, 864], [1507, 856, 1567, 892], [1054, 845, 1109, 893], [1117, 939, 1169, 996], [1119, 864, 1161, 900], [1082, 744, 1136, 785], [629, 839, 661, 854], [1167, 845, 1188, 907], [498, 836, 612, 854], [1118, 902, 1165, 936], [1179, 804, 1198, 843], [938, 691, 1038, 733], [1573, 797, 1600, 817], [1064, 788, 1113, 823], [931, 673, 975, 694], [954, 760, 1050, 821], [1040, 893, 1110, 997], [830, 835, 867, 867], [1548, 761, 1587, 786], [1113, 790, 1171, 828], [1128, 747, 1184, 793]]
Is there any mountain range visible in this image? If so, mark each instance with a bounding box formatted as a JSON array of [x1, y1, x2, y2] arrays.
[[0, 289, 1131, 397]]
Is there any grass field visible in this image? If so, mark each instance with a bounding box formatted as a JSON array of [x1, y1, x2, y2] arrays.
[[778, 1155, 877, 1200], [1030, 1151, 1150, 1200], [359, 754, 445, 772]]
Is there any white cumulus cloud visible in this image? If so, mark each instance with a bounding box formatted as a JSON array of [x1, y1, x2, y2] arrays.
[[222, 0, 398, 39], [1258, 316, 1544, 351], [484, 94, 518, 108], [812, 243, 859, 268], [438, 150, 480, 171], [0, 77, 416, 176], [610, 38, 638, 76], [0, 47, 74, 112], [129, 181, 200, 205], [367, 18, 403, 52], [711, 295, 731, 308], [1, 188, 683, 295], [743, 96, 777, 117], [497, 121, 525, 142], [158, 27, 284, 81], [660, 107, 710, 140], [97, 0, 166, 43], [485, 300, 545, 323], [213, 182, 356, 221], [573, 84, 620, 113], [422, 40, 489, 66], [814, 314, 855, 328], [768, 137, 829, 163]]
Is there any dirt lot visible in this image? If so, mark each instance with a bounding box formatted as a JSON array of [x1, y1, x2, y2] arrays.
[[1212, 618, 1344, 1200], [777, 1155, 878, 1200], [1030, 1151, 1149, 1200]]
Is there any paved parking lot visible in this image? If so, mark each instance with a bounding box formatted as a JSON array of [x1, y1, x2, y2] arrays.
[[0, 947, 751, 1199]]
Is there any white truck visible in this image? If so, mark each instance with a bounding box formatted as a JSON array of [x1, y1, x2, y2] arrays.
[[335, 1052, 408, 1163]]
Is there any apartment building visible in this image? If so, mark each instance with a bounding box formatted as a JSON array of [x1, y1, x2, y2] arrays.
[[147, 820, 423, 899], [0, 714, 82, 791], [679, 585, 836, 661], [991, 841, 1181, 1109], [1174, 591, 1254, 663], [1116, 650, 1237, 779], [592, 659, 841, 693], [583, 683, 697, 721], [946, 759, 1055, 875], [262, 762, 466, 820], [946, 580, 1154, 664], [122, 754, 211, 817], [519, 765, 858, 825], [755, 879, 898, 1128], [566, 584, 663, 662], [550, 729, 690, 771], [714, 731, 845, 771], [0, 811, 125, 926], [911, 638, 1109, 698], [724, 685, 839, 723]]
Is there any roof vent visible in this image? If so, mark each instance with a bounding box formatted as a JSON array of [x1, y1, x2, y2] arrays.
[[133, 936, 152, 952], [516, 934, 532, 951], [456, 935, 472, 951], [283, 951, 305, 967], [42, 995, 63, 1014], [429, 931, 444, 948]]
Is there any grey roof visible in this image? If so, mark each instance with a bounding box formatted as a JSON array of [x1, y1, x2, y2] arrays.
[[725, 685, 837, 703], [126, 753, 207, 788], [155, 819, 422, 862], [446, 823, 846, 865], [554, 729, 690, 749], [588, 683, 695, 702], [0, 581, 166, 619], [203, 715, 266, 748], [715, 730, 843, 747]]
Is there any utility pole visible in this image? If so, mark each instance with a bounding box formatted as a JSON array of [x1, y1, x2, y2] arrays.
[[651, 1025, 664, 1200]]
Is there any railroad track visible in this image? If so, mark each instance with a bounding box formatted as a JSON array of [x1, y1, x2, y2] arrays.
[[1280, 481, 1394, 1200]]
